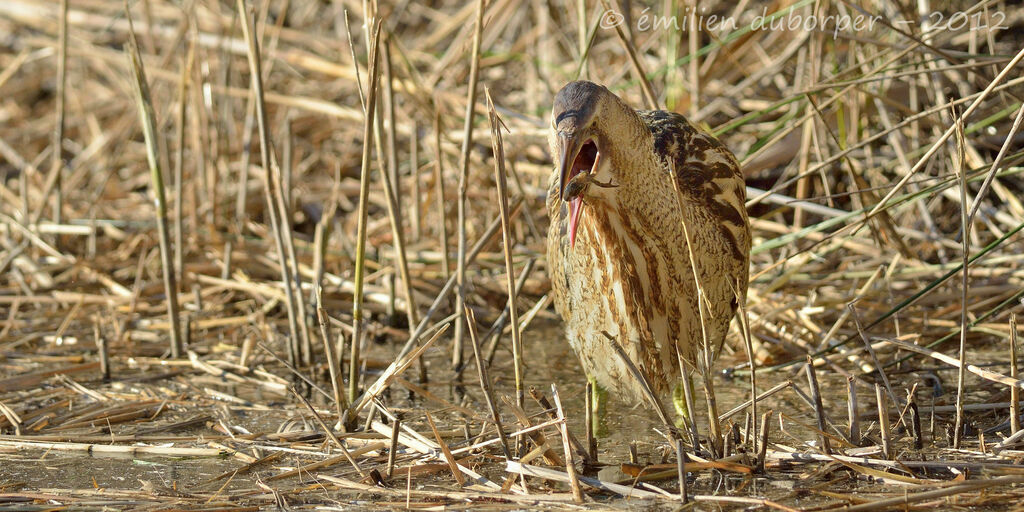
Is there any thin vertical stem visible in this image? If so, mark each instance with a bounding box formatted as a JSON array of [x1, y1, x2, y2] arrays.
[[51, 0, 68, 227], [274, 121, 313, 366], [347, 20, 384, 406], [805, 356, 831, 454], [174, 40, 194, 284], [433, 110, 451, 278], [464, 306, 511, 460], [410, 120, 420, 241], [236, 0, 306, 367], [552, 384, 583, 503], [953, 107, 969, 449], [847, 376, 860, 446], [484, 89, 523, 410], [876, 383, 892, 459], [452, 0, 487, 369], [125, 6, 183, 358], [1011, 313, 1020, 433]]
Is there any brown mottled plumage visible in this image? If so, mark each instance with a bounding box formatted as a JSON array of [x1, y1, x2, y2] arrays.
[[546, 81, 750, 412]]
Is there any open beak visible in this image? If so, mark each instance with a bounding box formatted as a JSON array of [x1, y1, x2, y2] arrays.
[[557, 133, 580, 202], [556, 133, 600, 249]]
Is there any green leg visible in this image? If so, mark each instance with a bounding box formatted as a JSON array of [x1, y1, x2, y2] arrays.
[[672, 371, 697, 443], [588, 376, 609, 438]]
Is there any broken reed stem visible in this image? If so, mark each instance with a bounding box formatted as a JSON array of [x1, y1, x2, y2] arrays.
[[1013, 313, 1020, 433], [290, 387, 366, 479], [236, 0, 307, 367], [847, 376, 859, 446], [452, 0, 487, 370], [756, 410, 772, 473], [484, 88, 524, 410], [317, 302, 347, 421], [386, 416, 401, 479], [124, 6, 183, 358], [675, 438, 687, 503], [805, 356, 831, 454], [425, 411, 465, 487], [463, 306, 511, 460], [347, 20, 384, 406], [551, 384, 583, 504], [953, 107, 969, 450], [909, 397, 923, 449], [528, 387, 591, 465], [876, 383, 892, 459], [95, 322, 109, 380]]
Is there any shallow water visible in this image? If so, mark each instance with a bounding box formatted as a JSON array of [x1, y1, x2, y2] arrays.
[[2, 318, 1015, 509]]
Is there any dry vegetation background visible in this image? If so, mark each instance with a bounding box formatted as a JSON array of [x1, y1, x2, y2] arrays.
[[1, 0, 1024, 509]]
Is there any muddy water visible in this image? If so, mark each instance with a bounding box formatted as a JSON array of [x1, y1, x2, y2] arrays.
[[0, 318, 901, 508]]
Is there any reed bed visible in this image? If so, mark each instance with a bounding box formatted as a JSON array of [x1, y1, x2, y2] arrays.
[[1, 0, 1023, 509]]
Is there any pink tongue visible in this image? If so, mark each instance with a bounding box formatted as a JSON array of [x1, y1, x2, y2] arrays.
[[569, 197, 583, 248]]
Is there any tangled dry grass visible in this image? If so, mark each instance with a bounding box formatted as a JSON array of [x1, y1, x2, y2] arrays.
[[1, 0, 1023, 509]]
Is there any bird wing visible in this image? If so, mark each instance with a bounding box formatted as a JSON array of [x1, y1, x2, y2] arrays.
[[638, 109, 752, 351]]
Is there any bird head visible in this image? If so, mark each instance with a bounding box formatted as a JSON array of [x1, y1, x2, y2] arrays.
[[551, 81, 613, 248]]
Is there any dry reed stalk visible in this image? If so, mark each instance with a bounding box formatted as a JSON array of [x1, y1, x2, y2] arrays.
[[173, 41, 193, 281], [316, 302, 346, 419], [424, 410, 465, 487], [1013, 313, 1021, 434], [124, 5, 183, 358], [953, 107, 970, 450], [551, 384, 583, 503], [735, 286, 757, 453], [367, 78, 419, 334], [909, 397, 923, 449], [386, 415, 400, 479], [875, 383, 891, 460], [49, 0, 68, 228], [847, 376, 859, 446], [804, 355, 830, 454], [484, 88, 524, 410], [347, 19, 384, 406], [452, 0, 487, 370], [274, 121, 314, 366], [756, 410, 772, 473], [236, 0, 307, 367], [463, 306, 511, 459], [675, 437, 687, 503], [528, 387, 591, 465], [289, 386, 366, 479], [409, 120, 420, 241], [432, 110, 451, 278], [864, 46, 1024, 220]]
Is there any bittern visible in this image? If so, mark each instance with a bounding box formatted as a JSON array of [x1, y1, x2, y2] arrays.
[[546, 81, 750, 425]]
